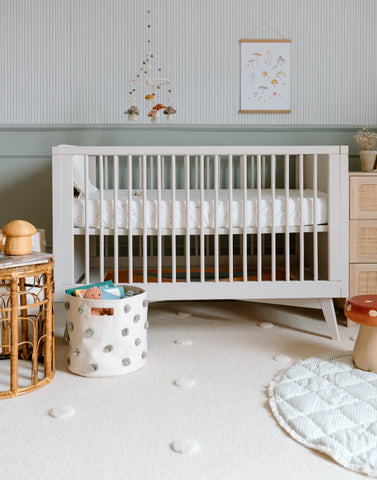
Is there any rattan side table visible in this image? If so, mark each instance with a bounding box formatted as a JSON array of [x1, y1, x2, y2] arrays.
[[0, 258, 54, 398]]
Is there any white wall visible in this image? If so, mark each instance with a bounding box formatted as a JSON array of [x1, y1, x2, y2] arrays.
[[0, 0, 376, 125]]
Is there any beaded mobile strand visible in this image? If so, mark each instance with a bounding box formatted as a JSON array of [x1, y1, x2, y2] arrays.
[[125, 0, 176, 123]]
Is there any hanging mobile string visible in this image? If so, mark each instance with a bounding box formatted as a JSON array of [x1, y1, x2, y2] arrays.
[[124, 0, 176, 123]]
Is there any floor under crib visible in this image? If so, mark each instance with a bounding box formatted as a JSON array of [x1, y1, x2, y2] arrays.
[[2, 300, 362, 480]]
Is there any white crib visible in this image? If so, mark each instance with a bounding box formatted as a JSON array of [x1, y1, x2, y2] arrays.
[[52, 145, 349, 339]]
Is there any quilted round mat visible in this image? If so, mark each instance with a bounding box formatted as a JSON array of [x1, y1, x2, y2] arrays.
[[269, 351, 377, 477]]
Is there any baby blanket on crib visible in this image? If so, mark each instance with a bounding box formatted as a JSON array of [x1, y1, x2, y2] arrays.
[[269, 351, 377, 478], [74, 188, 327, 229]]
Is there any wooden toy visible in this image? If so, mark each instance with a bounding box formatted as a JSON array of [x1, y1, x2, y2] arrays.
[[2, 220, 37, 255]]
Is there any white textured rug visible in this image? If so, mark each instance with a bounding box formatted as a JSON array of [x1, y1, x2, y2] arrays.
[[2, 301, 361, 480], [269, 351, 377, 478]]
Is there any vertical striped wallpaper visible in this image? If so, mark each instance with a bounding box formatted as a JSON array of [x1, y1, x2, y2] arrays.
[[0, 0, 376, 125]]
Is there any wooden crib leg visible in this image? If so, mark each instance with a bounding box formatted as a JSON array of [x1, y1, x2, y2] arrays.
[[319, 298, 340, 341]]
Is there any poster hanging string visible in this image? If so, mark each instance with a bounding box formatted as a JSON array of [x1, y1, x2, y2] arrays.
[[243, 22, 288, 40]]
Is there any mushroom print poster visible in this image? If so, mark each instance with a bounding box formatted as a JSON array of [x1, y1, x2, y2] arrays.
[[240, 39, 291, 113]]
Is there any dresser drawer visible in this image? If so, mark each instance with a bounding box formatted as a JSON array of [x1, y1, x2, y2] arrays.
[[350, 264, 377, 297], [350, 219, 377, 262], [350, 176, 377, 219]]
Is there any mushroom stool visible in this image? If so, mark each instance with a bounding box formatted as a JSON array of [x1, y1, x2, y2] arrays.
[[345, 295, 377, 373]]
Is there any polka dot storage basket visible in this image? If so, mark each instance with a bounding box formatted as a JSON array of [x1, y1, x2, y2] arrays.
[[64, 286, 148, 377]]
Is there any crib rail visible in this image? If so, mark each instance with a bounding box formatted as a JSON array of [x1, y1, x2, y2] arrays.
[[52, 146, 349, 301]]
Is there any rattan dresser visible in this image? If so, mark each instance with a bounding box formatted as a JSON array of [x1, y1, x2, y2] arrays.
[[350, 172, 377, 298]]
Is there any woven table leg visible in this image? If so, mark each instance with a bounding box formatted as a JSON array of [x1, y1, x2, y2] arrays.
[[10, 276, 19, 397], [19, 277, 30, 360], [44, 268, 54, 378]]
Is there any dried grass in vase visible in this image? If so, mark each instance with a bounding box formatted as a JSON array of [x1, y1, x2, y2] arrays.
[[354, 127, 377, 151]]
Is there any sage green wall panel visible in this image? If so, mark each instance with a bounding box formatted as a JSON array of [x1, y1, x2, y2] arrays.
[[0, 156, 52, 240], [0, 125, 364, 249]]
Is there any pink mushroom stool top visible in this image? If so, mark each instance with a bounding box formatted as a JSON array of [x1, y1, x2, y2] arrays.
[[345, 295, 377, 327]]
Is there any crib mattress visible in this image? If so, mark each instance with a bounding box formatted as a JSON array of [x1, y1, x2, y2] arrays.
[[74, 189, 328, 229]]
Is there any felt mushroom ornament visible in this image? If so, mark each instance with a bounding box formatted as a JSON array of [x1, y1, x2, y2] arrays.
[[2, 220, 37, 255], [145, 94, 154, 106], [147, 109, 158, 123], [147, 103, 167, 123], [124, 106, 140, 122], [163, 106, 176, 121]]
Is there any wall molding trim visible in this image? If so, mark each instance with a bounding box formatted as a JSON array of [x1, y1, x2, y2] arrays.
[[0, 124, 374, 132]]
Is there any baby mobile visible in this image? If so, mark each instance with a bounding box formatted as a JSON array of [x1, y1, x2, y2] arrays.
[[125, 0, 176, 123]]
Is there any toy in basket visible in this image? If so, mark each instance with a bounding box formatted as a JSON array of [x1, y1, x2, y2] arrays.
[[65, 281, 148, 377]]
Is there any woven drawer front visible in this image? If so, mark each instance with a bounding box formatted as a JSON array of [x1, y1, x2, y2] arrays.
[[350, 264, 377, 297], [350, 177, 377, 219], [350, 220, 377, 262]]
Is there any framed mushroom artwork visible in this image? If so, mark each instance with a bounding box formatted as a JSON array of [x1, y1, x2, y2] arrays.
[[239, 39, 291, 113]]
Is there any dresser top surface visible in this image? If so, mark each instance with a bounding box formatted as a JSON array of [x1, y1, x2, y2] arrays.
[[350, 171, 377, 177]]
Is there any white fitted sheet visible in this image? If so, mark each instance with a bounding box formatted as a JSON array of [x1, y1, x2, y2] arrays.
[[74, 189, 328, 229]]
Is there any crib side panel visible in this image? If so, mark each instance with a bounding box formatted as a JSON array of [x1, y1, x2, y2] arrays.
[[52, 154, 76, 297], [337, 147, 349, 297], [327, 152, 348, 288], [53, 146, 349, 302]]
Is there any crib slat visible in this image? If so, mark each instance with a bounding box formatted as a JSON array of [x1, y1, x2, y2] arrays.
[[299, 154, 304, 281], [228, 155, 233, 282], [240, 154, 244, 192], [206, 156, 210, 189], [313, 154, 318, 281], [162, 156, 165, 189], [271, 154, 276, 282], [104, 156, 109, 188], [128, 155, 133, 284], [214, 154, 219, 282], [251, 155, 255, 189], [250, 156, 255, 256], [99, 155, 105, 282], [139, 156, 142, 189], [113, 155, 119, 285], [194, 156, 199, 259], [200, 155, 205, 283], [104, 156, 109, 259], [171, 155, 176, 283], [157, 155, 162, 284], [143, 155, 147, 284], [284, 155, 290, 281], [139, 155, 148, 283], [150, 156, 153, 189], [84, 155, 90, 284], [195, 156, 198, 190], [205, 155, 210, 262], [242, 154, 247, 282], [257, 154, 262, 282], [261, 155, 266, 259], [185, 155, 190, 283]]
